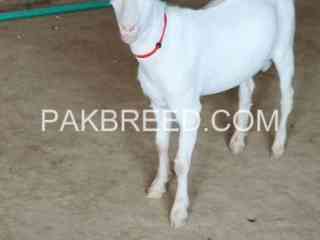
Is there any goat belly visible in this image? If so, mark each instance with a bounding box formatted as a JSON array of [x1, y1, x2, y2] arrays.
[[199, 76, 245, 96]]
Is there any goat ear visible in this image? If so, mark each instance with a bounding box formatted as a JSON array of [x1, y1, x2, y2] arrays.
[[109, 0, 117, 6]]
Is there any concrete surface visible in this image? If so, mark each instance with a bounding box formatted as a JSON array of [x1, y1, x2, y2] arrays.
[[0, 0, 319, 239]]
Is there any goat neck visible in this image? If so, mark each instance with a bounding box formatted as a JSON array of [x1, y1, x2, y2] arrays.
[[130, 1, 167, 61]]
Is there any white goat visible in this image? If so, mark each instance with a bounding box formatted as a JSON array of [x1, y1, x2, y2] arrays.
[[110, 0, 295, 228]]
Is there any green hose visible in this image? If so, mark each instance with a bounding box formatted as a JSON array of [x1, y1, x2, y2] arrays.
[[0, 0, 112, 22]]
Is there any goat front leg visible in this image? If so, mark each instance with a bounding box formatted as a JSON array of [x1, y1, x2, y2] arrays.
[[230, 79, 255, 154], [170, 106, 200, 228], [147, 103, 172, 199]]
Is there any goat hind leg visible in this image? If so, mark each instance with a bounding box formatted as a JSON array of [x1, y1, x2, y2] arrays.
[[272, 50, 294, 158]]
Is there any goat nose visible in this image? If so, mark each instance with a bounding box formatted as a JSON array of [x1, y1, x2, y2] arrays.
[[120, 24, 136, 32]]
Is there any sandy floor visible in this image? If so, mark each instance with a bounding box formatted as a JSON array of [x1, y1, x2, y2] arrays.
[[0, 0, 319, 239]]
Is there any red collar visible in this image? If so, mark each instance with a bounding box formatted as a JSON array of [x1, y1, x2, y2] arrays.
[[135, 14, 168, 59]]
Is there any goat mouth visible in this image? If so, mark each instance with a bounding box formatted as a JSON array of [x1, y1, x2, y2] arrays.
[[120, 32, 138, 44]]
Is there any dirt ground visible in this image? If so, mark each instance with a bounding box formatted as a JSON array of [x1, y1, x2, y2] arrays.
[[0, 0, 319, 239], [0, 1, 84, 11]]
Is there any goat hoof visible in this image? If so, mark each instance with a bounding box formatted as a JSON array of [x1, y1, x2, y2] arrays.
[[272, 144, 285, 159], [229, 133, 245, 155], [262, 60, 272, 72], [147, 179, 166, 199], [170, 205, 188, 228], [147, 189, 164, 199]]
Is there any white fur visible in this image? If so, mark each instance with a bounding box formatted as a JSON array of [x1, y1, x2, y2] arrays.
[[111, 0, 296, 228]]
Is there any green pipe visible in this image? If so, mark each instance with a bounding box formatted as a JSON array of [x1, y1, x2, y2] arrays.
[[0, 0, 112, 22]]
